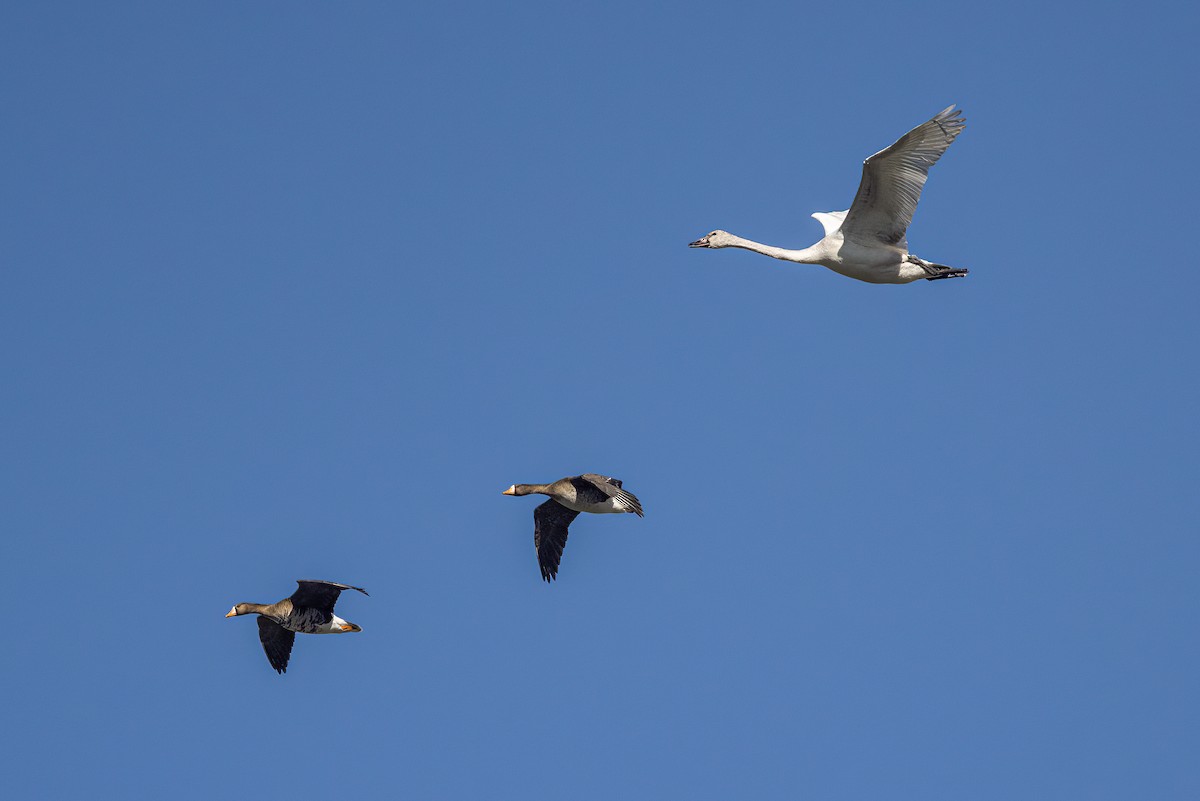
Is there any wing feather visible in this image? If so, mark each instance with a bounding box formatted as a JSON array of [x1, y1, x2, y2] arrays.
[[534, 499, 579, 582], [257, 616, 296, 674], [811, 210, 848, 236], [839, 106, 965, 248], [579, 474, 644, 516], [289, 580, 368, 615]]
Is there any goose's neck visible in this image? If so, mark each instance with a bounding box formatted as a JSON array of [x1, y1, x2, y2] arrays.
[[231, 602, 274, 616], [726, 234, 822, 264], [516, 483, 553, 496]]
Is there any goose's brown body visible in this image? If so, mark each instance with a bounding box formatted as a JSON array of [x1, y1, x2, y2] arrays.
[[503, 474, 643, 581], [225, 580, 368, 674]]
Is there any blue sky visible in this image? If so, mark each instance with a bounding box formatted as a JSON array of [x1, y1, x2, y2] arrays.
[[3, 1, 1197, 798]]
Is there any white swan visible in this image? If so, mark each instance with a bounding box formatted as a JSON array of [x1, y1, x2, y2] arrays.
[[690, 106, 967, 284]]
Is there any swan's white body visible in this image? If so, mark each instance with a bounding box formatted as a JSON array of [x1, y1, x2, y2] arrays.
[[690, 106, 968, 285], [712, 224, 926, 285]]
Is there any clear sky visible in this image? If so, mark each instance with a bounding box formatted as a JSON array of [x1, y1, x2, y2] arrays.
[[3, 1, 1197, 799]]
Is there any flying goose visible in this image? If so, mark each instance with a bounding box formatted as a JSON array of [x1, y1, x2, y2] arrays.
[[225, 579, 368, 674], [690, 105, 968, 284], [503, 474, 644, 581]]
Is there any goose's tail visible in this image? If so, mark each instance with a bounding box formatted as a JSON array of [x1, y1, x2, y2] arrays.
[[906, 255, 968, 281]]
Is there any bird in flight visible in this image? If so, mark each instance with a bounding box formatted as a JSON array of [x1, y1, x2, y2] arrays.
[[503, 474, 644, 581], [690, 105, 968, 284], [225, 579, 368, 674]]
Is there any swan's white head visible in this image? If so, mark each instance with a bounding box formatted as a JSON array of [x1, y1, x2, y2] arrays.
[[689, 230, 735, 249]]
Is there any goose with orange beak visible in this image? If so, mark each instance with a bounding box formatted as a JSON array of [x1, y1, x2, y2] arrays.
[[503, 474, 643, 582], [225, 579, 368, 674]]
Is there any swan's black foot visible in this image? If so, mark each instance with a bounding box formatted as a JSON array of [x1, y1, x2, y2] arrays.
[[924, 266, 969, 280], [908, 255, 968, 280]]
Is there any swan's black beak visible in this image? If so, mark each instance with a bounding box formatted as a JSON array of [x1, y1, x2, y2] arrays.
[[688, 237, 709, 248]]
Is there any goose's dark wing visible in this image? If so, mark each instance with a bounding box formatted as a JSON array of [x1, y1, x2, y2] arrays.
[[839, 106, 966, 248], [579, 474, 644, 517], [290, 580, 369, 614], [534, 499, 579, 582], [583, 473, 623, 489], [257, 616, 296, 674]]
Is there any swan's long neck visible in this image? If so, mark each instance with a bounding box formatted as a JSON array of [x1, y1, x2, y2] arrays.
[[726, 235, 822, 264]]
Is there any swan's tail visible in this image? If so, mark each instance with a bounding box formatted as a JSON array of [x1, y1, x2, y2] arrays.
[[906, 255, 968, 281]]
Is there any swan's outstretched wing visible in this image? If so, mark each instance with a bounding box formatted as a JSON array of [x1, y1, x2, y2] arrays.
[[534, 499, 579, 582], [839, 106, 965, 248], [812, 210, 848, 236]]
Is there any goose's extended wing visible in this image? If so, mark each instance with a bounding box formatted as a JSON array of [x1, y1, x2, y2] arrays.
[[290, 580, 369, 615], [257, 616, 296, 674], [534, 499, 579, 582], [579, 474, 644, 517], [839, 106, 965, 248]]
